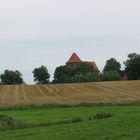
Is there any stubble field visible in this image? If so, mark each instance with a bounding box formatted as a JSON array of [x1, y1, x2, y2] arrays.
[[0, 80, 140, 107]]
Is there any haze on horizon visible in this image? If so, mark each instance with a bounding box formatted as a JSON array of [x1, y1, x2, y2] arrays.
[[0, 0, 140, 84]]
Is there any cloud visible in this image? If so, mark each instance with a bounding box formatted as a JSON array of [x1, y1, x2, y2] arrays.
[[0, 0, 140, 83]]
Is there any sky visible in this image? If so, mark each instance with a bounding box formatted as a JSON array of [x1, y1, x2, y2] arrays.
[[0, 0, 140, 84]]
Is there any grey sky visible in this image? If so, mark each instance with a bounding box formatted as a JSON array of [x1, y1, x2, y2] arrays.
[[0, 0, 140, 83]]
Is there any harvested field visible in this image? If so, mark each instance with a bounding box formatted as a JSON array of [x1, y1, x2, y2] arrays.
[[0, 80, 140, 107]]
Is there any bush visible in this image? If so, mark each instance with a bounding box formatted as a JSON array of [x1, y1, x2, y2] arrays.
[[102, 71, 121, 81], [0, 115, 27, 130], [84, 72, 101, 82], [72, 72, 100, 83], [71, 117, 82, 123], [93, 112, 113, 120], [0, 115, 14, 130], [88, 116, 92, 121], [71, 74, 86, 83]]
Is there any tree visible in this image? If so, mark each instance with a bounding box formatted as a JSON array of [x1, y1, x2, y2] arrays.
[[102, 58, 121, 81], [71, 74, 86, 83], [84, 72, 101, 82], [53, 63, 101, 83], [0, 70, 23, 85], [53, 66, 75, 83], [32, 66, 50, 84], [124, 53, 140, 80], [72, 72, 101, 83], [102, 71, 121, 81], [103, 58, 121, 73]]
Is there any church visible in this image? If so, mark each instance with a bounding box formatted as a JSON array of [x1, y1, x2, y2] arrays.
[[66, 53, 100, 74]]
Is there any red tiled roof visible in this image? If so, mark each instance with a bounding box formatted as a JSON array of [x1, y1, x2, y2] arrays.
[[67, 53, 82, 64], [66, 53, 101, 74]]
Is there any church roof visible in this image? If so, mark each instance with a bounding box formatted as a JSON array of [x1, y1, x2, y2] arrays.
[[66, 53, 82, 64], [66, 53, 100, 73]]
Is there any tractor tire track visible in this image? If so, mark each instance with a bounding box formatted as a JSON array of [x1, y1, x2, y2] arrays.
[[41, 85, 63, 103], [44, 85, 73, 103], [104, 83, 140, 99], [35, 85, 60, 103], [20, 85, 30, 103], [74, 84, 110, 101], [49, 84, 75, 103], [95, 83, 128, 100], [67, 84, 85, 94], [1, 86, 10, 104], [35, 85, 49, 98], [0, 86, 5, 102]]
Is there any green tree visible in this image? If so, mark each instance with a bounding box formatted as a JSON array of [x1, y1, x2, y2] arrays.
[[71, 74, 86, 83], [32, 66, 50, 84], [103, 58, 121, 73], [124, 53, 140, 80], [84, 72, 101, 82], [53, 66, 75, 83], [53, 63, 101, 83], [72, 72, 101, 83], [102, 71, 121, 81], [0, 70, 23, 85]]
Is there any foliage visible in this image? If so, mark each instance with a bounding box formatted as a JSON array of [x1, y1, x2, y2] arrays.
[[0, 115, 14, 130], [0, 70, 23, 85], [71, 117, 82, 123], [53, 66, 75, 83], [72, 72, 101, 83], [0, 115, 27, 130], [102, 71, 121, 81], [124, 53, 140, 80], [53, 63, 100, 83], [93, 112, 113, 120], [84, 72, 101, 82], [32, 66, 50, 84], [103, 58, 121, 73], [71, 74, 85, 83]]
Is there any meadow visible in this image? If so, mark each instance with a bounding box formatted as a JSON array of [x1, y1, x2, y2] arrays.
[[0, 81, 140, 139], [0, 105, 140, 140]]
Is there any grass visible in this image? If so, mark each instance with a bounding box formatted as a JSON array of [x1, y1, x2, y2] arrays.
[[0, 105, 140, 139]]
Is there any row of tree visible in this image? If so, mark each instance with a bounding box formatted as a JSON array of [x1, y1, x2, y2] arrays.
[[0, 53, 140, 85], [0, 66, 50, 85], [53, 53, 140, 83]]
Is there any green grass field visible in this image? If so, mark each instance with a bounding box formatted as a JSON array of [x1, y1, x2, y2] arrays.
[[0, 105, 140, 140]]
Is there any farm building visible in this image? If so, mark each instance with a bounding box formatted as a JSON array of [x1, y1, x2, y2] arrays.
[[66, 53, 100, 74]]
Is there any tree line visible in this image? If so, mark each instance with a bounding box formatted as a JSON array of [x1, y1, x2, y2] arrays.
[[0, 53, 140, 85]]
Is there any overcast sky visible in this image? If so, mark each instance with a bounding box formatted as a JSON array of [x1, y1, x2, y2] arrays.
[[0, 0, 140, 83]]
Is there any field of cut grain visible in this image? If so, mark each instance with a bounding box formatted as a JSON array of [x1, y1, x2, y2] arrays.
[[0, 81, 140, 107]]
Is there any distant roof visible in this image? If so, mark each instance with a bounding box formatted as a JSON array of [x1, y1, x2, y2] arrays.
[[66, 53, 101, 73], [67, 53, 82, 64], [84, 61, 100, 73]]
